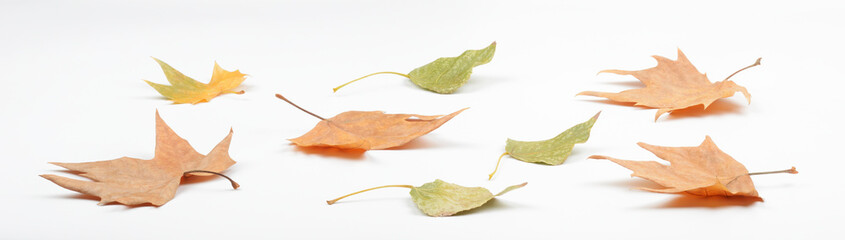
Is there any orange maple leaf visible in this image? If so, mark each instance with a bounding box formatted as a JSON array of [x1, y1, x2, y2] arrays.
[[589, 136, 796, 201], [41, 111, 238, 206], [276, 94, 465, 150], [578, 49, 761, 121]]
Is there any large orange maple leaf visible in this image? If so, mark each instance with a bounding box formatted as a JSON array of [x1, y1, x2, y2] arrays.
[[590, 136, 796, 201], [578, 49, 760, 121], [41, 111, 237, 206]]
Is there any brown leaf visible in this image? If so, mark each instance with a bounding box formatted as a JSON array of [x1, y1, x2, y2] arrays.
[[578, 49, 760, 121], [277, 94, 466, 150], [590, 136, 795, 201], [40, 111, 237, 206]]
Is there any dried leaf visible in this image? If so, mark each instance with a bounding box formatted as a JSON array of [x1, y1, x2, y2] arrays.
[[488, 112, 599, 179], [144, 58, 247, 104], [327, 179, 527, 217], [589, 136, 797, 201], [276, 94, 465, 150], [40, 111, 238, 206], [333, 42, 496, 94], [577, 49, 760, 120]]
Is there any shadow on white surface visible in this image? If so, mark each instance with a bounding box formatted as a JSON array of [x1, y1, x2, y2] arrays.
[[595, 178, 665, 190], [579, 98, 747, 120], [54, 194, 158, 208], [597, 178, 759, 208], [603, 80, 646, 88], [293, 145, 366, 160], [658, 195, 759, 208], [386, 138, 444, 150]]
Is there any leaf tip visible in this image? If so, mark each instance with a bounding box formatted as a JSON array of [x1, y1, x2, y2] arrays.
[[592, 111, 602, 120]]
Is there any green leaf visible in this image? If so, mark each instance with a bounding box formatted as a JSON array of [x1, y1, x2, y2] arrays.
[[326, 179, 526, 217], [489, 112, 600, 179], [333, 42, 496, 94], [407, 42, 497, 93], [410, 180, 526, 217]]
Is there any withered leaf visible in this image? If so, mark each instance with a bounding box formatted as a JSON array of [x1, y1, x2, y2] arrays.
[[333, 42, 496, 94], [276, 93, 465, 150], [577, 49, 761, 120], [40, 111, 238, 206], [488, 112, 600, 180], [144, 58, 247, 104], [327, 179, 527, 217], [589, 136, 797, 201]]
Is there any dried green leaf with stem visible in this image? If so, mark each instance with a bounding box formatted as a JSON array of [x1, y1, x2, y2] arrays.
[[326, 179, 526, 217], [488, 112, 600, 180], [333, 42, 496, 94]]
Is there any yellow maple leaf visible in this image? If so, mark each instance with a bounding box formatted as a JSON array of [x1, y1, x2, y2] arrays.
[[144, 58, 247, 104]]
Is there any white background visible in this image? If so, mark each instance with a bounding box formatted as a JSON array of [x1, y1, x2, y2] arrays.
[[1, 0, 843, 239]]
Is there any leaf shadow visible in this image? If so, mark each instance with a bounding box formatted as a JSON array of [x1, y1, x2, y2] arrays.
[[579, 98, 746, 121], [604, 81, 646, 88], [292, 145, 366, 160], [581, 99, 651, 109], [594, 178, 665, 189], [55, 194, 158, 208], [663, 99, 746, 121], [386, 138, 439, 150], [657, 194, 759, 208], [596, 179, 759, 208]]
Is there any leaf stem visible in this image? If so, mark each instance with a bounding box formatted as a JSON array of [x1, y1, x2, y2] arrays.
[[723, 57, 762, 81], [748, 166, 798, 176], [488, 152, 510, 180], [333, 71, 411, 92], [183, 170, 240, 189], [326, 184, 414, 205], [223, 90, 245, 95], [275, 93, 325, 120]]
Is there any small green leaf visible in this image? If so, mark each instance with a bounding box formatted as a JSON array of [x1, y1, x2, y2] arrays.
[[333, 42, 496, 94], [410, 180, 525, 217], [489, 112, 600, 179], [326, 179, 526, 217], [407, 42, 497, 93]]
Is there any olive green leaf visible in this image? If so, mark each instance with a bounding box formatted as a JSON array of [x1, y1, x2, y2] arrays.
[[333, 42, 496, 94], [488, 111, 600, 180], [326, 179, 526, 217]]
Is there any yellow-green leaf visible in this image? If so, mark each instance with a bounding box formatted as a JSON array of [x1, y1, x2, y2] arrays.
[[489, 112, 600, 179], [333, 42, 496, 94], [326, 179, 526, 217], [144, 58, 247, 104], [407, 42, 496, 93]]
